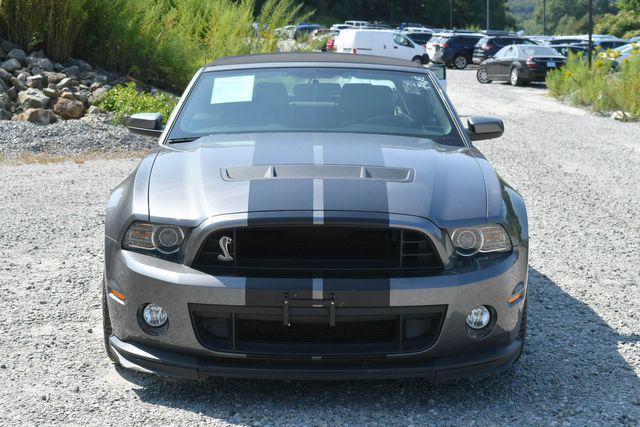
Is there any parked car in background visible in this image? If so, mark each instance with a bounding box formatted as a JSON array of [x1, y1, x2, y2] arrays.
[[406, 31, 434, 47], [402, 27, 432, 34], [551, 44, 589, 58], [574, 38, 629, 50], [345, 20, 368, 28], [427, 33, 483, 69], [293, 24, 321, 40], [527, 35, 554, 45], [399, 22, 425, 30], [330, 24, 355, 31], [335, 29, 428, 64], [477, 45, 565, 86], [473, 36, 536, 64], [548, 37, 584, 46], [606, 43, 640, 69]]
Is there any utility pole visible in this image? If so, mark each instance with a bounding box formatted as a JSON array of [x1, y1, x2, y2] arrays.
[[486, 0, 490, 31], [449, 0, 453, 30], [588, 0, 593, 67], [542, 0, 546, 36]]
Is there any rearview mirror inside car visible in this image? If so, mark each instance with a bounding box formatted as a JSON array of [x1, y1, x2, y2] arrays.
[[125, 112, 164, 137], [466, 116, 504, 141]]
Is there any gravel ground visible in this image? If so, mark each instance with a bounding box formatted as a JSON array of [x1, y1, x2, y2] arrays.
[[0, 114, 155, 158], [0, 70, 639, 426]]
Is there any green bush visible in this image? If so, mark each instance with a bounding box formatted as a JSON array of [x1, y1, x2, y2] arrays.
[[546, 46, 640, 118], [0, 0, 307, 91], [96, 82, 178, 124], [0, 0, 89, 59]]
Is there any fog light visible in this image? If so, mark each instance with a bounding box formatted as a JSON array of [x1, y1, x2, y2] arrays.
[[466, 305, 491, 330], [142, 303, 168, 328]]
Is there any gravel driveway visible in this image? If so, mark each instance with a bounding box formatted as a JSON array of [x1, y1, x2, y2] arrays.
[[1, 70, 639, 426]]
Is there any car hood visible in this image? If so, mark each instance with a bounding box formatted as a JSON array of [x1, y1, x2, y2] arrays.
[[147, 132, 488, 228]]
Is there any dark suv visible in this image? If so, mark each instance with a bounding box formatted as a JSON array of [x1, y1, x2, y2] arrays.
[[426, 33, 483, 69], [473, 36, 536, 64]]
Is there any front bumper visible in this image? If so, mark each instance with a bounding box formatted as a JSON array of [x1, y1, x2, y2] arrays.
[[104, 213, 528, 380], [110, 335, 522, 380]]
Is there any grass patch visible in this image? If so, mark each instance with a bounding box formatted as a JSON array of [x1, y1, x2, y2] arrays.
[[96, 82, 178, 124], [546, 46, 640, 119]]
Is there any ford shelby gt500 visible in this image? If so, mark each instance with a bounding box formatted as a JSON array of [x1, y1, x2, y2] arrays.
[[103, 53, 528, 380]]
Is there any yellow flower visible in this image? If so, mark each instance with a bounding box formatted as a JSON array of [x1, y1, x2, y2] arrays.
[[594, 59, 604, 68], [564, 70, 573, 78]]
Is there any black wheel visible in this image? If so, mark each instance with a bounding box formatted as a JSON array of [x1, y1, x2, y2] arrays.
[[476, 66, 492, 84], [453, 54, 469, 69], [513, 297, 528, 364], [510, 67, 523, 86], [102, 282, 118, 363], [412, 56, 424, 65]]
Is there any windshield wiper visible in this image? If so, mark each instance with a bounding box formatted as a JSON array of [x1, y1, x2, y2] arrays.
[[167, 137, 201, 144]]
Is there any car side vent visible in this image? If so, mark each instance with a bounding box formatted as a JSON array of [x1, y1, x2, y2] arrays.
[[401, 230, 440, 268]]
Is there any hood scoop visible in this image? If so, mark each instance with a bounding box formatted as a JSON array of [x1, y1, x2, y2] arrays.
[[222, 165, 414, 183]]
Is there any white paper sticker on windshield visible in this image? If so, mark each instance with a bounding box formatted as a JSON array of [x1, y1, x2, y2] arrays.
[[211, 75, 255, 104]]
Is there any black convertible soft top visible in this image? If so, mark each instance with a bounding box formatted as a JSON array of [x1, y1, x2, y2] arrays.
[[208, 52, 422, 69]]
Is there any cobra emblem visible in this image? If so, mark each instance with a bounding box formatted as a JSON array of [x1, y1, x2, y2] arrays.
[[217, 236, 234, 262]]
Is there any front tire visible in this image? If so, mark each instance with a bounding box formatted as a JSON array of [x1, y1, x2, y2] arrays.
[[476, 66, 492, 84], [453, 54, 469, 69], [412, 56, 424, 66], [510, 67, 524, 86], [102, 282, 118, 363]]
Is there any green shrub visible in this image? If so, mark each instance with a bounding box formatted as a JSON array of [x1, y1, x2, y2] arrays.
[[96, 82, 178, 124], [0, 0, 89, 60], [0, 0, 308, 91], [546, 47, 640, 118]]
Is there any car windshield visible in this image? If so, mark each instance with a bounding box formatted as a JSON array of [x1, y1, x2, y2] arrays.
[[518, 46, 561, 56], [169, 67, 461, 145]]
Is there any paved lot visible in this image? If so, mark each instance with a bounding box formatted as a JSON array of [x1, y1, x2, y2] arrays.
[[0, 70, 639, 425]]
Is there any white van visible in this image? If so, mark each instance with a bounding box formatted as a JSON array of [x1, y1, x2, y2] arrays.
[[334, 29, 428, 64], [345, 20, 368, 28]]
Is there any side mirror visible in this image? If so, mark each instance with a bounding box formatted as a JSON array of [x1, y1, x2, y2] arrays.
[[467, 116, 504, 141], [125, 112, 164, 137]]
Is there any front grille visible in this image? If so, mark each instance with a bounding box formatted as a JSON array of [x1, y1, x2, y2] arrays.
[[190, 304, 447, 358], [192, 226, 442, 277], [237, 319, 396, 344]]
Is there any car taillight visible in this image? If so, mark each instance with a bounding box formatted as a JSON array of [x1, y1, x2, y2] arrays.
[[352, 48, 357, 54], [443, 43, 449, 48], [526, 57, 539, 68]]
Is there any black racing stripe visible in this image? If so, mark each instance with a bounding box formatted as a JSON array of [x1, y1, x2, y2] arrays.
[[321, 140, 390, 306], [246, 135, 315, 306]]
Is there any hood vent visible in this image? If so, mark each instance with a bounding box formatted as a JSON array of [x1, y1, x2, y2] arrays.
[[222, 165, 414, 182]]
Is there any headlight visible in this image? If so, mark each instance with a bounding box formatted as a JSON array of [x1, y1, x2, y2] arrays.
[[123, 222, 186, 255], [449, 224, 511, 257]]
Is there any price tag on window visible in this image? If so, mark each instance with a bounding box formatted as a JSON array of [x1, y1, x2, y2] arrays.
[[211, 75, 255, 104]]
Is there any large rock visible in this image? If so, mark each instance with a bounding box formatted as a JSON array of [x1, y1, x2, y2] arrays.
[[0, 78, 7, 94], [53, 97, 86, 119], [42, 71, 65, 84], [1, 58, 21, 72], [56, 77, 78, 89], [0, 109, 11, 120], [28, 57, 53, 72], [88, 86, 109, 105], [0, 39, 22, 53], [64, 65, 80, 77], [13, 108, 55, 125], [18, 88, 49, 109], [0, 68, 11, 83], [43, 87, 57, 98], [0, 93, 10, 110], [7, 49, 26, 63], [27, 75, 44, 89]]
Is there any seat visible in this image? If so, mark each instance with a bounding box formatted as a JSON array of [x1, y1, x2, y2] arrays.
[[339, 84, 396, 125]]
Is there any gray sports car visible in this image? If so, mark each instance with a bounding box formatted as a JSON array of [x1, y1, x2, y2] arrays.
[[103, 53, 528, 380]]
